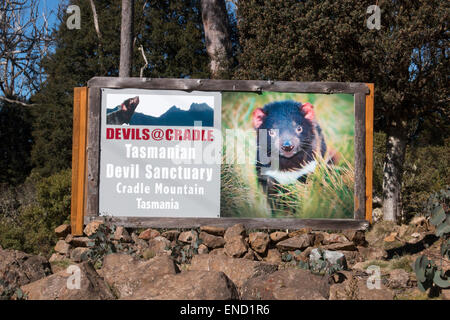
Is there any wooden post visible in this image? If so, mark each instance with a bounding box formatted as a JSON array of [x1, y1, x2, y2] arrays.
[[365, 83, 374, 223], [119, 0, 134, 77], [71, 87, 88, 235]]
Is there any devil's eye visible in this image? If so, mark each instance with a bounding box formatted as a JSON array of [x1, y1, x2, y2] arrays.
[[268, 129, 276, 137], [296, 125, 303, 134]]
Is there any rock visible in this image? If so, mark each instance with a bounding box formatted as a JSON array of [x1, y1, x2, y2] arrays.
[[55, 224, 71, 238], [197, 244, 209, 254], [323, 233, 349, 245], [310, 249, 347, 270], [83, 220, 103, 237], [265, 249, 282, 264], [243, 248, 256, 260], [199, 231, 225, 249], [276, 234, 314, 251], [224, 236, 248, 258], [21, 262, 114, 300], [329, 277, 394, 300], [241, 268, 330, 300], [209, 248, 226, 256], [54, 240, 71, 255], [384, 232, 398, 242], [178, 230, 198, 244], [49, 253, 65, 263], [357, 246, 387, 261], [200, 225, 226, 236], [161, 230, 180, 241], [269, 231, 288, 243], [342, 230, 366, 246], [351, 262, 367, 272], [248, 232, 270, 254], [388, 269, 410, 289], [125, 271, 238, 300], [138, 228, 160, 240], [410, 216, 427, 227], [114, 226, 132, 242], [224, 224, 246, 242], [147, 236, 172, 256], [101, 253, 177, 298], [288, 228, 312, 238], [322, 242, 356, 251], [65, 234, 74, 244], [442, 289, 450, 300], [190, 254, 277, 289], [411, 232, 421, 238], [70, 247, 92, 263], [70, 237, 93, 248], [0, 248, 51, 290]]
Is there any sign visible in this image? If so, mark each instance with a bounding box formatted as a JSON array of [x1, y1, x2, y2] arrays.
[[99, 89, 221, 218], [70, 79, 374, 235]]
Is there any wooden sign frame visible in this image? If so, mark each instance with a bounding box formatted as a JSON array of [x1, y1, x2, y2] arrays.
[[71, 78, 374, 235]]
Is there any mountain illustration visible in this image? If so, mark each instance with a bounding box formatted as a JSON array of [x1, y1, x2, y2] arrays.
[[107, 102, 214, 127]]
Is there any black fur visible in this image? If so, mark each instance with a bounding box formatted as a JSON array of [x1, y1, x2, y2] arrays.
[[107, 96, 140, 125], [254, 100, 327, 214]]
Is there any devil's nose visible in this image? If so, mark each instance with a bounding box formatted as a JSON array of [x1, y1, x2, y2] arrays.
[[281, 141, 294, 152]]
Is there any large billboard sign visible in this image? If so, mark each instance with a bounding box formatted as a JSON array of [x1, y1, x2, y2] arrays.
[[70, 78, 374, 234]]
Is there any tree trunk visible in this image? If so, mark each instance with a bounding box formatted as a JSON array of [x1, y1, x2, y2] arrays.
[[119, 0, 134, 77], [382, 121, 407, 223], [201, 0, 232, 78]]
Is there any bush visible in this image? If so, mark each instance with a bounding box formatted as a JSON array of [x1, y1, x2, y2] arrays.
[[0, 169, 71, 256]]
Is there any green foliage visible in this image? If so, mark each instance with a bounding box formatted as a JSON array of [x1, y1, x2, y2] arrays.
[[0, 102, 33, 185], [0, 169, 71, 255], [87, 222, 123, 269], [414, 188, 450, 292]]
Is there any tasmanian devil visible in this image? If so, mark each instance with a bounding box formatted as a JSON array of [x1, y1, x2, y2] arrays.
[[106, 96, 140, 125], [252, 100, 337, 212]]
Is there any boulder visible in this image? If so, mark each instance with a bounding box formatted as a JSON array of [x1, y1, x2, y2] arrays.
[[357, 246, 388, 261], [342, 230, 367, 246], [199, 231, 225, 249], [224, 224, 246, 242], [161, 230, 180, 241], [269, 231, 288, 243], [276, 234, 314, 251], [178, 230, 198, 244], [70, 247, 92, 263], [265, 249, 282, 264], [21, 262, 114, 300], [101, 253, 177, 298], [147, 236, 171, 256], [138, 228, 160, 240], [388, 269, 410, 289], [114, 226, 132, 242], [209, 248, 226, 256], [0, 248, 51, 291], [240, 268, 330, 300], [54, 240, 71, 255], [323, 233, 349, 245], [288, 228, 312, 238], [248, 232, 270, 254], [190, 254, 277, 289], [125, 271, 238, 300], [224, 236, 248, 258], [329, 278, 394, 300], [310, 248, 347, 270], [55, 224, 71, 238], [83, 220, 103, 237], [322, 242, 356, 251], [197, 244, 209, 255], [200, 225, 226, 236]]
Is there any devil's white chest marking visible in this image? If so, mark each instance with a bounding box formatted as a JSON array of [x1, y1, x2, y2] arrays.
[[263, 161, 317, 185]]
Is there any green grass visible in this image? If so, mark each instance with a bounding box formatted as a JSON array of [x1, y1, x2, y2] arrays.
[[220, 92, 355, 219]]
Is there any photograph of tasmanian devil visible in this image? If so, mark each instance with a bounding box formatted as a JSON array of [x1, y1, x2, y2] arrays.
[[106, 96, 140, 125], [252, 100, 338, 215]]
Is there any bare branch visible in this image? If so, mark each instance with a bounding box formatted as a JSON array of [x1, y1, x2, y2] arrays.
[[0, 95, 35, 106]]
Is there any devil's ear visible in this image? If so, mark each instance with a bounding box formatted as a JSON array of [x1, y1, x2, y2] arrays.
[[300, 102, 315, 120], [252, 108, 266, 129]]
